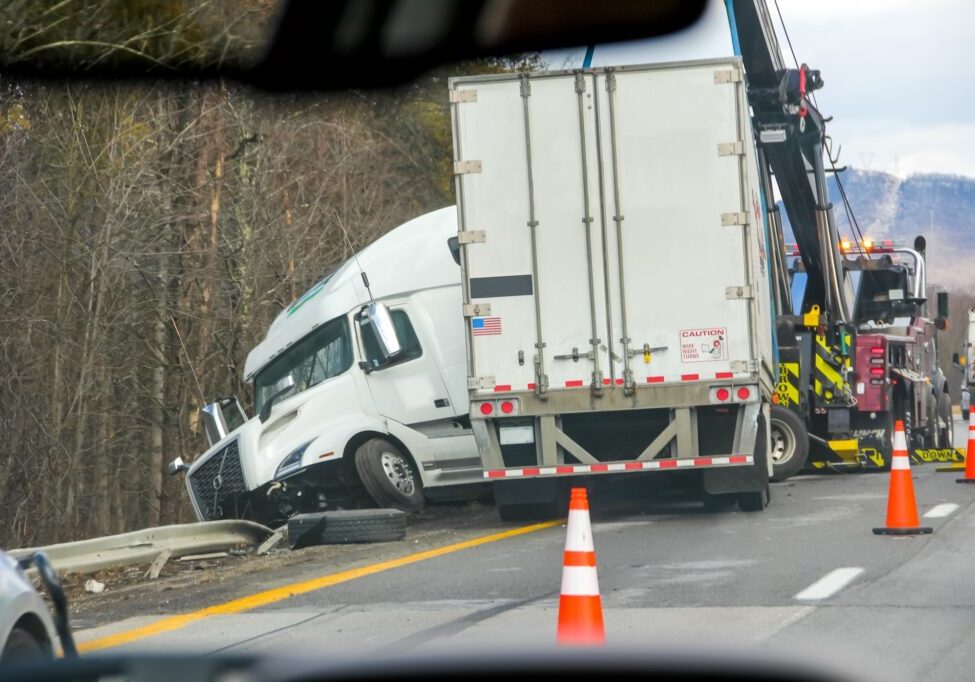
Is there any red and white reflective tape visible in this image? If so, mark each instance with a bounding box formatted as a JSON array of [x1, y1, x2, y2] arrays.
[[484, 454, 752, 479], [563, 507, 599, 594], [890, 427, 911, 470], [486, 372, 747, 393]]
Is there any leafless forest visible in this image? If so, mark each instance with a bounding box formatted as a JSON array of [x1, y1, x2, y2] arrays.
[[0, 0, 521, 546]]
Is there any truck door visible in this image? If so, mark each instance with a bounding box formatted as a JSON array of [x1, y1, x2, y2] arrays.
[[356, 306, 455, 426]]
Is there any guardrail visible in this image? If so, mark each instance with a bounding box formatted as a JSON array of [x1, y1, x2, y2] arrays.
[[9, 520, 275, 575]]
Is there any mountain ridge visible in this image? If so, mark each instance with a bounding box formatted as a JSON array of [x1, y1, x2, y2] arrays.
[[778, 168, 975, 291]]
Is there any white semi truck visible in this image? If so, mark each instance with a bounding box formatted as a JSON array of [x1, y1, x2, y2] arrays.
[[450, 58, 776, 518], [168, 207, 485, 526]]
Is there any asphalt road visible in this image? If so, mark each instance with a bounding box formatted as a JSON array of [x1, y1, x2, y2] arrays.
[[74, 417, 974, 682]]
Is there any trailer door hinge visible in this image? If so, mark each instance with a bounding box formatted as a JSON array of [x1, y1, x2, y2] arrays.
[[718, 141, 745, 156], [721, 212, 749, 226], [726, 285, 754, 300], [457, 230, 486, 245], [463, 303, 492, 317], [449, 89, 477, 103], [714, 68, 743, 84], [453, 160, 482, 175], [468, 376, 495, 390]]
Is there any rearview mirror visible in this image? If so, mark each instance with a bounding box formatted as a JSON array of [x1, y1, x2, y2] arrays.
[[366, 302, 402, 360]]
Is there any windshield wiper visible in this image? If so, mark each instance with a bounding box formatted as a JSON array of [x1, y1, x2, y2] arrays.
[[259, 377, 296, 423]]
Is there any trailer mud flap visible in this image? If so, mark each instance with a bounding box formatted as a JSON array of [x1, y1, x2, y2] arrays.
[[703, 417, 768, 494]]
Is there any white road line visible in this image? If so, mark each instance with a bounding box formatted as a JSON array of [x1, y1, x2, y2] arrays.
[[923, 503, 960, 519], [795, 567, 864, 601]]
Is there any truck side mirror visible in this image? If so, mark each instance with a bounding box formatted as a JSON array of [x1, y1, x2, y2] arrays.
[[166, 457, 188, 475], [200, 395, 249, 445], [366, 302, 402, 360], [937, 290, 949, 319]]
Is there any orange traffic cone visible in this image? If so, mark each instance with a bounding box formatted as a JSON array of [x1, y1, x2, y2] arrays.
[[873, 421, 932, 535], [557, 487, 605, 645], [956, 406, 975, 483]]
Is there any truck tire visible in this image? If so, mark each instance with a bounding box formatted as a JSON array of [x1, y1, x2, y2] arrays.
[[738, 485, 770, 512], [925, 390, 942, 449], [1, 627, 49, 664], [289, 509, 407, 547], [739, 410, 771, 511], [939, 392, 954, 449], [769, 406, 809, 482], [354, 439, 425, 512], [702, 492, 738, 512]]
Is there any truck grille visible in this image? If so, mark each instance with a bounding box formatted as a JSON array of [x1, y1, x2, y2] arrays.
[[188, 439, 247, 521]]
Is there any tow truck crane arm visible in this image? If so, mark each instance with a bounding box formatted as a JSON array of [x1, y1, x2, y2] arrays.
[[731, 0, 852, 324]]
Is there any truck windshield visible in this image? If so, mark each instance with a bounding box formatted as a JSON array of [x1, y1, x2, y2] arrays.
[[852, 266, 916, 323], [253, 316, 353, 415]]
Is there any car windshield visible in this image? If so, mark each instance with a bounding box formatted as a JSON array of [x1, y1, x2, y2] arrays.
[[253, 316, 352, 414], [4, 3, 975, 682]]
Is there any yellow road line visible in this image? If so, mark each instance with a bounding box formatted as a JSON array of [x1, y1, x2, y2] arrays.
[[77, 519, 562, 653]]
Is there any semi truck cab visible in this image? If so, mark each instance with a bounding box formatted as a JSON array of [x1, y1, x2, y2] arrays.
[[168, 208, 485, 527]]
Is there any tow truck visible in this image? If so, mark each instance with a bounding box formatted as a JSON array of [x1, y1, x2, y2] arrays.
[[730, 0, 957, 473]]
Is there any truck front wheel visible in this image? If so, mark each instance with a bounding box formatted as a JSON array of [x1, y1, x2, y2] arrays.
[[769, 405, 809, 482], [354, 439, 425, 512]]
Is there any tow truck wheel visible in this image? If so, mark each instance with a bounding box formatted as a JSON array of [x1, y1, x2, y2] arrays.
[[769, 405, 809, 482], [354, 439, 425, 512], [939, 392, 954, 449]]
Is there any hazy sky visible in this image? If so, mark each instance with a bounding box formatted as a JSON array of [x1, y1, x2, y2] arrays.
[[546, 0, 975, 179]]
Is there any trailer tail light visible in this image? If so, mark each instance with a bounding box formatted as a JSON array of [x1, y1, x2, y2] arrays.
[[499, 399, 519, 415], [709, 386, 731, 403], [735, 386, 753, 402], [478, 402, 494, 416], [870, 346, 884, 355], [869, 367, 885, 377]]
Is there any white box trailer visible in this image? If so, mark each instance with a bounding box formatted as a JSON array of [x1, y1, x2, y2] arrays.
[[450, 58, 776, 518]]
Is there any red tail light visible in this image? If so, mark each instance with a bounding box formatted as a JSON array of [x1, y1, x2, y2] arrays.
[[479, 402, 494, 415], [715, 388, 730, 402], [736, 387, 751, 400], [500, 400, 514, 415], [870, 346, 884, 355], [869, 367, 885, 377]]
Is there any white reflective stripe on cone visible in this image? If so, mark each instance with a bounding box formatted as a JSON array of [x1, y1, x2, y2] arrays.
[[893, 428, 908, 452], [564, 510, 595, 552], [560, 565, 600, 596], [891, 455, 911, 471]]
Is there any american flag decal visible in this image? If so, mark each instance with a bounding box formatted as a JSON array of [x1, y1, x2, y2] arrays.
[[472, 316, 502, 336]]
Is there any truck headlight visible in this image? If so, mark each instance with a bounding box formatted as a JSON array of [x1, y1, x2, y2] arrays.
[[275, 440, 313, 479]]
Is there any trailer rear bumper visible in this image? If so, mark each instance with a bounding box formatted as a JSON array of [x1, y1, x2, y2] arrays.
[[483, 455, 753, 479]]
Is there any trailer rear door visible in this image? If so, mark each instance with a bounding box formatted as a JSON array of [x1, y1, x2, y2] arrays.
[[452, 59, 768, 398]]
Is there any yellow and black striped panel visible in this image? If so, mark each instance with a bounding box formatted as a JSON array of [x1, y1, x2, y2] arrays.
[[776, 362, 800, 407], [813, 335, 847, 401]]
